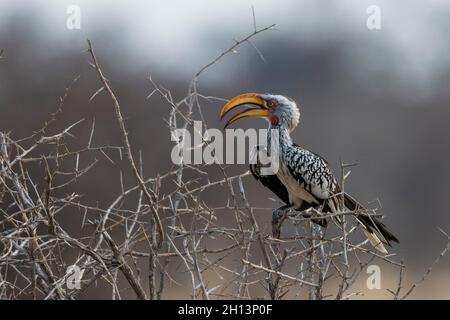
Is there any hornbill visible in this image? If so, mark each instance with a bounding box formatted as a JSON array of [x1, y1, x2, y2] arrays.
[[220, 93, 399, 253]]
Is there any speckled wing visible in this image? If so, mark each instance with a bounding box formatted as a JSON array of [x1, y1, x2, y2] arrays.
[[284, 144, 399, 251], [250, 161, 312, 212], [250, 161, 327, 227], [284, 143, 338, 202]]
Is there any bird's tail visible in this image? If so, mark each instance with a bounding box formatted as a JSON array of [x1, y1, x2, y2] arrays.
[[343, 194, 399, 254]]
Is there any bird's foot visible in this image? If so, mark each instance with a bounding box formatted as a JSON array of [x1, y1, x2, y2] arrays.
[[272, 206, 290, 239]]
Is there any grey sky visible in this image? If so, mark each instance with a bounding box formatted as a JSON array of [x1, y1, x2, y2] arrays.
[[1, 0, 450, 89]]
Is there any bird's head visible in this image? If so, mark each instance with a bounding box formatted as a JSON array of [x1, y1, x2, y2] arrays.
[[220, 93, 300, 132]]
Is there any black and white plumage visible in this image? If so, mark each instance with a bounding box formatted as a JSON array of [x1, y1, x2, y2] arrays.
[[221, 93, 399, 253]]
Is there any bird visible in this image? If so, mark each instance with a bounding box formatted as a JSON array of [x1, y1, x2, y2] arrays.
[[220, 93, 399, 253]]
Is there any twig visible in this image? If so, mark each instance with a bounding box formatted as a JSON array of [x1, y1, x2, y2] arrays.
[[86, 40, 164, 248]]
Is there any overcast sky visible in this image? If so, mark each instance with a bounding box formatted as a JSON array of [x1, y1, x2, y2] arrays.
[[2, 0, 450, 85]]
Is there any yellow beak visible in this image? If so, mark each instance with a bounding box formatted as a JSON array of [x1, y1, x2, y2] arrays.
[[220, 93, 272, 128]]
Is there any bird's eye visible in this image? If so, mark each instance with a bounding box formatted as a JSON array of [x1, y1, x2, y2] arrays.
[[267, 100, 276, 108]]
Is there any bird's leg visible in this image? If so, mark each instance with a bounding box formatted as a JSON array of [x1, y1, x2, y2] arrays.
[[272, 204, 292, 239]]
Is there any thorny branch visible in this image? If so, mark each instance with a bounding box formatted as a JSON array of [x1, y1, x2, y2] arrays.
[[86, 40, 164, 249]]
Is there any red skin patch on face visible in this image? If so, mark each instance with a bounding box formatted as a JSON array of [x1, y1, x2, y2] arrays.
[[270, 115, 279, 126]]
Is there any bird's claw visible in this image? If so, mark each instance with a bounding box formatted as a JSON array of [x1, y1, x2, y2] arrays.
[[272, 207, 289, 238], [272, 208, 285, 225]]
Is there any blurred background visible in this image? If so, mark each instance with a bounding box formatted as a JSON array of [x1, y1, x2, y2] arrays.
[[1, 0, 450, 298]]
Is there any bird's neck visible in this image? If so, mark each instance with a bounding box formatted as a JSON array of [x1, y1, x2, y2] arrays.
[[267, 125, 293, 154]]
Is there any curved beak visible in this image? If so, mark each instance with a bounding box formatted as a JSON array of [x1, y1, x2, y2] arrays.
[[220, 93, 272, 128]]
